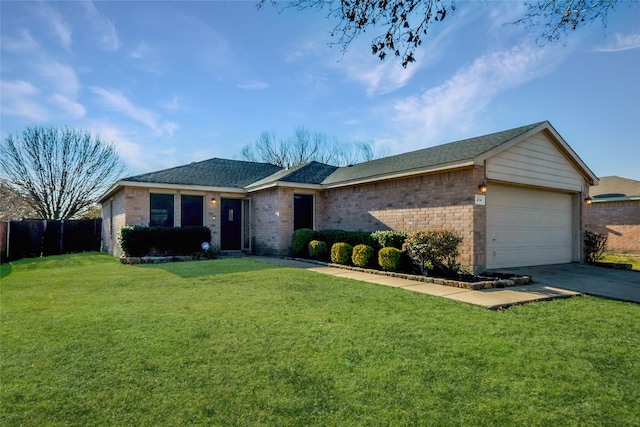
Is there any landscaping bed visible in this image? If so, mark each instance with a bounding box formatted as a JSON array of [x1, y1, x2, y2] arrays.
[[285, 257, 531, 290]]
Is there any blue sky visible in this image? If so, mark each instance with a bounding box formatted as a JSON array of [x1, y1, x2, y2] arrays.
[[1, 1, 639, 180]]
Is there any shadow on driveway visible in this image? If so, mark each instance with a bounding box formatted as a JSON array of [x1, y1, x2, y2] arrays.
[[491, 263, 640, 304]]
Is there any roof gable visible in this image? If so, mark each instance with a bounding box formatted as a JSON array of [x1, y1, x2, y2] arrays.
[[591, 176, 640, 201]]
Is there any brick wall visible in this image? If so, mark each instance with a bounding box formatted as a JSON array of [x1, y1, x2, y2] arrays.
[[586, 200, 640, 253], [317, 167, 486, 272], [251, 187, 296, 256]]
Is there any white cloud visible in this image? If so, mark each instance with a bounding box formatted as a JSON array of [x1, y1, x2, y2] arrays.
[[391, 42, 566, 149], [1, 29, 39, 52], [39, 3, 72, 50], [0, 80, 49, 121], [82, 0, 120, 51], [238, 80, 270, 90], [344, 58, 422, 96], [595, 33, 640, 52], [49, 94, 86, 118], [37, 61, 80, 98], [86, 122, 145, 171], [91, 87, 178, 136]]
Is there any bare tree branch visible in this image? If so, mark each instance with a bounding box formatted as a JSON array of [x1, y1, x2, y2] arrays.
[[240, 126, 388, 167], [0, 126, 127, 220]]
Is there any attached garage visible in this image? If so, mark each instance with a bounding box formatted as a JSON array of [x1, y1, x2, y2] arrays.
[[486, 184, 576, 269]]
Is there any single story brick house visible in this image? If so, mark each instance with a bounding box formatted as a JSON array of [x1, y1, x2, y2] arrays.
[[100, 121, 598, 273], [586, 176, 640, 253]]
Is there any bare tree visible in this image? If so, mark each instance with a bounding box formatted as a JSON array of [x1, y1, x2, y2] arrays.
[[0, 180, 38, 220], [260, 0, 637, 67], [0, 126, 127, 220], [240, 127, 388, 167]]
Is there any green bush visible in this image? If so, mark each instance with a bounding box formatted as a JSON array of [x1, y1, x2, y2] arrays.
[[403, 230, 463, 276], [584, 230, 607, 264], [318, 230, 375, 249], [371, 230, 407, 250], [118, 226, 211, 257], [308, 240, 329, 261], [331, 242, 353, 265], [352, 244, 374, 268], [378, 247, 403, 271], [292, 228, 317, 258]]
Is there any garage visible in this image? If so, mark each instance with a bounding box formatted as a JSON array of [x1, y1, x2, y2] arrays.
[[486, 184, 575, 269]]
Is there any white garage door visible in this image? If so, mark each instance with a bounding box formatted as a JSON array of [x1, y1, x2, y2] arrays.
[[486, 184, 574, 269]]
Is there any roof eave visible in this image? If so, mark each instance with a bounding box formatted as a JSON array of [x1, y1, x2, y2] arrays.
[[246, 181, 323, 192], [99, 180, 246, 203]]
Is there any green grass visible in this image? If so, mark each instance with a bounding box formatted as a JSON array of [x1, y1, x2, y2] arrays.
[[1, 253, 639, 426], [601, 252, 640, 271]]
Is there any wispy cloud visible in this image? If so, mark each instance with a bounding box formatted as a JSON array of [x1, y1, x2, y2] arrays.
[[0, 80, 49, 121], [595, 33, 640, 52], [49, 94, 86, 118], [1, 29, 39, 52], [343, 58, 422, 96], [238, 80, 270, 90], [391, 42, 566, 149], [37, 60, 80, 98], [82, 0, 120, 51], [91, 87, 178, 136], [86, 122, 144, 172], [38, 2, 72, 50]]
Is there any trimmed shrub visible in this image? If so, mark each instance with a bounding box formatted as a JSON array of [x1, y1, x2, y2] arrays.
[[118, 226, 211, 257], [378, 247, 403, 271], [318, 230, 375, 249], [331, 242, 353, 265], [584, 230, 607, 264], [308, 240, 329, 261], [352, 244, 374, 268], [403, 230, 463, 276], [371, 230, 407, 250], [292, 228, 317, 258]]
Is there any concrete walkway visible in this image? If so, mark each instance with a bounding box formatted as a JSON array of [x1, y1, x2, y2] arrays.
[[249, 256, 581, 310]]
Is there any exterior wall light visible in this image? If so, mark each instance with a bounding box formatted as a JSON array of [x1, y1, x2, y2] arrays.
[[211, 197, 217, 205], [584, 197, 592, 205], [478, 182, 488, 193]]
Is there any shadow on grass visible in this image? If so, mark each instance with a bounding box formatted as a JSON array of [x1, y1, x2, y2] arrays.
[[0, 261, 13, 279], [135, 258, 285, 279]]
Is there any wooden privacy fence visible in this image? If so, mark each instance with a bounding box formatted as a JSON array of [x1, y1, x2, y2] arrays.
[[0, 219, 102, 262]]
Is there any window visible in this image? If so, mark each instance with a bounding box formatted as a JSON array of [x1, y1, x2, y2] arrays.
[[181, 195, 204, 227], [150, 193, 174, 227], [294, 194, 314, 230]]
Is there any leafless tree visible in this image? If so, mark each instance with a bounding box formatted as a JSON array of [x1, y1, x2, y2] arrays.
[[260, 0, 637, 67], [0, 180, 38, 220], [240, 127, 389, 167], [0, 126, 127, 220]]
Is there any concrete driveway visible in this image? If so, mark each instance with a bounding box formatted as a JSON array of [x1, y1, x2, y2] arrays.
[[492, 263, 640, 304]]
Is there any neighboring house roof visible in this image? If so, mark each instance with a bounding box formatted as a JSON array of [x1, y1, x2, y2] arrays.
[[590, 176, 640, 202], [99, 121, 597, 202]]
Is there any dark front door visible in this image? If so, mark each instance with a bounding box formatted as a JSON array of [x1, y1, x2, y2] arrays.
[[221, 198, 242, 250]]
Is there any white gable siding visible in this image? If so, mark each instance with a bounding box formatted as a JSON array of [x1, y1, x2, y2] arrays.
[[486, 133, 583, 191]]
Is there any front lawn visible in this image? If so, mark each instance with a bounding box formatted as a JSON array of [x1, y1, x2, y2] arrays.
[[1, 253, 639, 426], [601, 252, 640, 271]]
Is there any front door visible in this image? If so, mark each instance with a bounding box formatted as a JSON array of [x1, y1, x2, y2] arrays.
[[221, 198, 242, 250]]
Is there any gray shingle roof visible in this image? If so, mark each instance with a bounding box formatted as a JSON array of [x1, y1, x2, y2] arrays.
[[119, 122, 551, 191], [123, 158, 282, 188], [322, 122, 545, 185]]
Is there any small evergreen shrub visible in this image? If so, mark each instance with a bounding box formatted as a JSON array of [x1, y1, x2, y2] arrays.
[[331, 242, 353, 265], [118, 226, 211, 257], [378, 247, 403, 271], [318, 230, 375, 249], [292, 228, 317, 258], [352, 244, 374, 268], [403, 230, 463, 276], [584, 230, 607, 264], [308, 240, 329, 261], [371, 230, 407, 250]]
